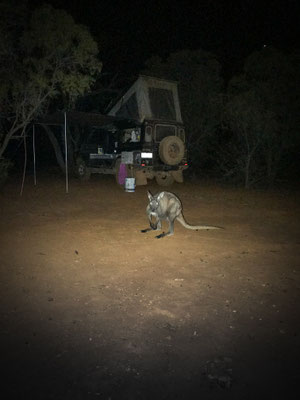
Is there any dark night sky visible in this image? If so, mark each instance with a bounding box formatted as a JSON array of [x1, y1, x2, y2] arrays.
[[29, 0, 300, 77]]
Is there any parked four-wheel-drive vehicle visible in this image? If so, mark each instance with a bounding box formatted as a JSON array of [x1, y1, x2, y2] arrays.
[[75, 75, 188, 186]]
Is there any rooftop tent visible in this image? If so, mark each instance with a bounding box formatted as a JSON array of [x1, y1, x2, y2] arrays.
[[108, 75, 183, 123]]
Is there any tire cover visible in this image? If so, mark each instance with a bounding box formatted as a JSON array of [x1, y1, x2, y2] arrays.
[[159, 136, 185, 166]]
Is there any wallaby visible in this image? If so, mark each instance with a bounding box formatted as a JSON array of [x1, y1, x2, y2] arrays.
[[141, 191, 223, 239]]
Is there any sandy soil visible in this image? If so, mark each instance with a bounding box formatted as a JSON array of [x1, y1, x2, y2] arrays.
[[1, 174, 299, 399]]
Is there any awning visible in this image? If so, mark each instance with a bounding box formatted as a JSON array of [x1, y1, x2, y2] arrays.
[[35, 111, 141, 129]]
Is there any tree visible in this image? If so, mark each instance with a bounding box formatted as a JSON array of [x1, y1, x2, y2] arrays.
[[144, 50, 224, 172], [224, 47, 300, 187], [0, 2, 102, 161], [224, 86, 275, 188]]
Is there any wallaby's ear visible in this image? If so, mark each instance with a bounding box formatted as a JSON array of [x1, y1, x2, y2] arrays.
[[147, 191, 153, 201], [157, 192, 164, 201]]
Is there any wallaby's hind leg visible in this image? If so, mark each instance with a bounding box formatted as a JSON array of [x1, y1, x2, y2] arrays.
[[155, 217, 174, 239]]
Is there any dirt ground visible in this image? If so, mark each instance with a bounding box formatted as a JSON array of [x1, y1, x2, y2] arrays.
[[0, 173, 299, 399]]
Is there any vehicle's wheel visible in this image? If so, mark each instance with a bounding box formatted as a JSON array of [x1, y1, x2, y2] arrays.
[[155, 172, 174, 186], [159, 136, 185, 166], [75, 158, 91, 181]]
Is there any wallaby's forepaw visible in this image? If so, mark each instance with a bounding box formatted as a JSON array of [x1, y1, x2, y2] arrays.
[[141, 228, 151, 233]]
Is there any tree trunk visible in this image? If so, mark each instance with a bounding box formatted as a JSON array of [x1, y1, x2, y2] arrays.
[[244, 154, 251, 189], [266, 148, 274, 187], [41, 124, 65, 173], [66, 126, 75, 170]]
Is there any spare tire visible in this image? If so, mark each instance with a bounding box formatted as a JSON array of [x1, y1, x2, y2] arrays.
[[159, 136, 185, 166]]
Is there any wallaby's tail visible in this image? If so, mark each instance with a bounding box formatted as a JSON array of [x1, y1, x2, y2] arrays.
[[177, 213, 222, 230]]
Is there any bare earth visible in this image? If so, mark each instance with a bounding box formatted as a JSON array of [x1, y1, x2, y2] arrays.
[[1, 174, 299, 399]]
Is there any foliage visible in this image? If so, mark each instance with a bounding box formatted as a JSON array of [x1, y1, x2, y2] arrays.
[[221, 47, 300, 187], [0, 1, 102, 159], [144, 49, 224, 170]]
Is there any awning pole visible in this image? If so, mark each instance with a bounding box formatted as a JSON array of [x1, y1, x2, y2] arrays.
[[64, 112, 69, 193], [32, 124, 37, 185]]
